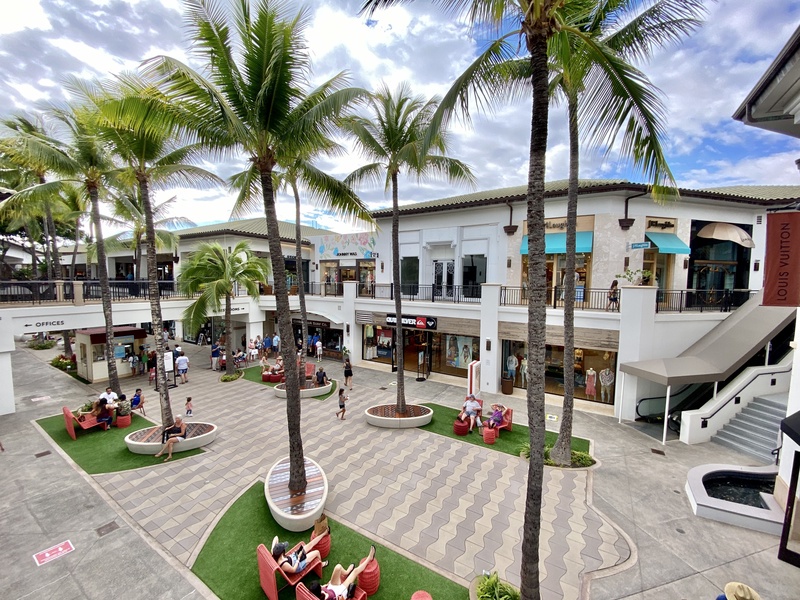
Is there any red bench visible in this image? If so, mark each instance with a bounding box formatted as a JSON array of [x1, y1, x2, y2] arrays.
[[256, 542, 323, 600], [62, 406, 108, 440], [296, 582, 367, 600]]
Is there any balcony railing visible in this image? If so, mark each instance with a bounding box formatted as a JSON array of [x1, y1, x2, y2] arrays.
[[501, 286, 614, 310], [352, 283, 483, 303]]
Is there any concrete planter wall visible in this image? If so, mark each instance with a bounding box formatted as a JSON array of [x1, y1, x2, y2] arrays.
[[273, 380, 334, 399], [365, 404, 433, 429], [265, 456, 328, 532], [124, 423, 218, 455]]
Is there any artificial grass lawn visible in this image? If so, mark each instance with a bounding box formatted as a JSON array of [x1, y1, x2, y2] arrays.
[[242, 366, 339, 400], [36, 412, 203, 474], [193, 482, 468, 600], [421, 403, 590, 456]]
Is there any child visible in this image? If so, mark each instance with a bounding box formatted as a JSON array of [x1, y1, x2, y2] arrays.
[[335, 389, 348, 420], [185, 397, 193, 417]]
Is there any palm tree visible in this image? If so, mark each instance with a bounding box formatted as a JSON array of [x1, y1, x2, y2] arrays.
[[106, 191, 195, 281], [341, 82, 474, 414], [359, 1, 684, 597], [1, 104, 123, 392], [549, 0, 705, 467], [145, 0, 367, 492], [270, 155, 372, 389], [179, 241, 270, 375]]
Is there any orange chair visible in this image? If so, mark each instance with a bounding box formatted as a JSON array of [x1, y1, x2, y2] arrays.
[[256, 543, 323, 600], [296, 582, 367, 600]]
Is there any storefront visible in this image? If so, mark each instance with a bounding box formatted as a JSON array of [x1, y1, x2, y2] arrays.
[[362, 313, 480, 379], [316, 233, 378, 296], [294, 317, 343, 359], [499, 322, 619, 404], [75, 326, 148, 383], [641, 217, 691, 290], [521, 216, 595, 302]]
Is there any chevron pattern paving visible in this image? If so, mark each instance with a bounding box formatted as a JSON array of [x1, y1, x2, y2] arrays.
[[94, 352, 629, 599]]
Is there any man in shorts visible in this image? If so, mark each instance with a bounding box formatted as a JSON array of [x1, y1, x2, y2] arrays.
[[458, 394, 483, 433], [175, 351, 190, 384]]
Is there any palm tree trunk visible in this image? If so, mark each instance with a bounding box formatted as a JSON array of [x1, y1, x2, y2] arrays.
[[391, 171, 405, 413], [551, 93, 579, 467], [45, 203, 61, 279], [225, 293, 234, 375], [23, 225, 38, 273], [260, 168, 305, 492], [292, 182, 309, 389], [520, 31, 549, 600], [41, 216, 52, 280], [139, 174, 173, 427], [88, 184, 121, 395], [62, 329, 73, 357], [71, 218, 80, 280]]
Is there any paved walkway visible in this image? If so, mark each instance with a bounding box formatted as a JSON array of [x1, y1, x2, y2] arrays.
[[2, 340, 800, 599]]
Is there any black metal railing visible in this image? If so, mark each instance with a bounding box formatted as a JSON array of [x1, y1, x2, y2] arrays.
[[656, 289, 755, 313], [356, 283, 483, 303], [500, 286, 618, 311]]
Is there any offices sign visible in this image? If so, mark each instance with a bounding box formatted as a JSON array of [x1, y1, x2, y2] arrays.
[[763, 211, 800, 306], [386, 314, 437, 330]]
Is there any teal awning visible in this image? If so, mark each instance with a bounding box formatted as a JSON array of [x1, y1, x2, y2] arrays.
[[520, 231, 594, 254], [645, 232, 690, 254]]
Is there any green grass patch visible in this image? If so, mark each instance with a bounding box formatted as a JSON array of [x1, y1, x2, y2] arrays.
[[420, 403, 590, 456], [193, 482, 467, 600], [242, 367, 339, 400], [36, 413, 203, 474]]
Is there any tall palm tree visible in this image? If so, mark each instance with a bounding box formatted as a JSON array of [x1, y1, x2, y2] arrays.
[[144, 0, 367, 492], [80, 75, 222, 428], [359, 1, 683, 597], [549, 0, 705, 467], [106, 191, 195, 281], [179, 241, 271, 375], [341, 82, 474, 414], [270, 155, 372, 389], [2, 104, 123, 392]]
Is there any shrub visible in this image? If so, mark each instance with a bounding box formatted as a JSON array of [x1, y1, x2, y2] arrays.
[[220, 371, 243, 382], [29, 339, 56, 350], [476, 572, 520, 600], [518, 442, 596, 468], [50, 355, 74, 371]]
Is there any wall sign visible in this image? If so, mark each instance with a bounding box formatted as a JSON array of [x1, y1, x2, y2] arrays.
[[386, 314, 438, 330], [317, 233, 377, 260], [292, 319, 332, 328]]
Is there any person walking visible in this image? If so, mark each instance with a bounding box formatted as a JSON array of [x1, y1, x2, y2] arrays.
[[343, 358, 353, 390], [315, 337, 323, 362], [263, 334, 273, 358], [185, 397, 193, 417], [606, 279, 620, 311], [176, 351, 190, 384], [335, 389, 348, 420], [211, 340, 221, 371]]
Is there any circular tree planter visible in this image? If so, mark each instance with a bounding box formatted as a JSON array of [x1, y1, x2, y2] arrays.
[[365, 404, 433, 429], [273, 380, 334, 399], [124, 422, 219, 455], [265, 456, 328, 532]]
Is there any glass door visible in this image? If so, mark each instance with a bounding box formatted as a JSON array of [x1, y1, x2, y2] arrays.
[[433, 260, 454, 299]]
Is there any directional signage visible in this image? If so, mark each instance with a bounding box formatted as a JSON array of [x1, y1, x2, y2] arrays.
[[33, 540, 75, 566], [630, 241, 651, 250], [386, 314, 437, 330]]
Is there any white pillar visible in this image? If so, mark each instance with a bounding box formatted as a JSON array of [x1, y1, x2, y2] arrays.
[[0, 315, 15, 415], [342, 282, 359, 364], [616, 284, 658, 422], [479, 283, 501, 394], [662, 384, 671, 445], [173, 319, 184, 341]]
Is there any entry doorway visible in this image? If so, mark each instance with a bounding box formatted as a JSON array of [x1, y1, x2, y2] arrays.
[[433, 260, 454, 299]]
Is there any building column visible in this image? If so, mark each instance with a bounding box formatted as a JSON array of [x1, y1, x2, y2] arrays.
[[480, 283, 502, 395], [0, 315, 15, 415], [173, 319, 184, 341], [342, 282, 359, 364], [777, 308, 800, 515], [616, 285, 658, 421]]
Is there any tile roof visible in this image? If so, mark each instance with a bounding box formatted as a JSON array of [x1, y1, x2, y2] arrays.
[[175, 217, 333, 243], [371, 179, 800, 217]]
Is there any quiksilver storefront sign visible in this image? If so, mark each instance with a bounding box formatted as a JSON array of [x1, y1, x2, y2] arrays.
[[386, 314, 437, 330]]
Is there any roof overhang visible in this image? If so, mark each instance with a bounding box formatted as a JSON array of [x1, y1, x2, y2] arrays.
[[733, 25, 800, 139]]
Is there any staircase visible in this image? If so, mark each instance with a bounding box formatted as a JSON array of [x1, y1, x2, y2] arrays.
[[712, 393, 788, 464]]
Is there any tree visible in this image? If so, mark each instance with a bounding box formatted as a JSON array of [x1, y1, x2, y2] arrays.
[[179, 241, 270, 375], [1, 104, 123, 392], [548, 0, 705, 467], [341, 82, 474, 414], [145, 0, 367, 491], [106, 191, 195, 281], [81, 74, 222, 427], [359, 1, 689, 597]]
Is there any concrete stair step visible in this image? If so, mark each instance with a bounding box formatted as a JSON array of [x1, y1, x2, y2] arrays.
[[714, 427, 776, 453], [724, 421, 777, 447], [712, 434, 773, 465], [749, 398, 788, 418], [741, 406, 783, 427]]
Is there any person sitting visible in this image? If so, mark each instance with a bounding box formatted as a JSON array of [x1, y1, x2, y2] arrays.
[[131, 388, 145, 415], [271, 356, 285, 374], [92, 398, 113, 430], [260, 355, 271, 373], [154, 416, 186, 462], [307, 545, 376, 600], [716, 582, 761, 600], [485, 403, 509, 429], [270, 530, 330, 575], [315, 366, 329, 387], [457, 394, 483, 433]]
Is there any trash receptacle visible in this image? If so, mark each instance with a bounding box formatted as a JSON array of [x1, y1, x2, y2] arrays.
[[501, 376, 513, 395]]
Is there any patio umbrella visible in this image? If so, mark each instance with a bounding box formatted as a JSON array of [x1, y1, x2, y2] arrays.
[[697, 222, 755, 248]]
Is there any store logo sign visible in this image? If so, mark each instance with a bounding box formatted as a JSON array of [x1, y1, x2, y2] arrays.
[[387, 314, 437, 330]]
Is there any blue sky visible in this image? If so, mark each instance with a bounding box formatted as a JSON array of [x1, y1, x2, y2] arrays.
[[1, 0, 799, 233]]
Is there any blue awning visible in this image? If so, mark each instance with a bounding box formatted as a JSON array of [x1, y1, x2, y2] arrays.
[[520, 231, 594, 254], [645, 232, 690, 254]]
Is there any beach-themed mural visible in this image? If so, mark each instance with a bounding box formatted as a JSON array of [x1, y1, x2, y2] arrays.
[[317, 232, 377, 259]]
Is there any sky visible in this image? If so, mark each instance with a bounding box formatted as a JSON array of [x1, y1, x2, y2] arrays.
[[1, 0, 800, 235]]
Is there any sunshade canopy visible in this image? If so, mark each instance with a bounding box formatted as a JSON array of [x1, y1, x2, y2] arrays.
[[697, 222, 755, 248], [521, 231, 594, 254], [645, 232, 691, 254]]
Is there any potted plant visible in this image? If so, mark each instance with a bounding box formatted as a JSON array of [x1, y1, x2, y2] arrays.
[[616, 268, 653, 286]]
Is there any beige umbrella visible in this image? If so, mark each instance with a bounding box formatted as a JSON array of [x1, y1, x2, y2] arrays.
[[697, 222, 755, 248]]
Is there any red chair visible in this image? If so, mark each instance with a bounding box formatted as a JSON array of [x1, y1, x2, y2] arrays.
[[296, 582, 367, 600], [256, 543, 323, 600]]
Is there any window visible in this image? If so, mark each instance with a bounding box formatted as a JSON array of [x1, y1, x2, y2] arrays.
[[400, 257, 419, 294]]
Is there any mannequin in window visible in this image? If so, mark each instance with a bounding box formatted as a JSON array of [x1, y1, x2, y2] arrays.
[[585, 367, 596, 399], [599, 368, 615, 403]]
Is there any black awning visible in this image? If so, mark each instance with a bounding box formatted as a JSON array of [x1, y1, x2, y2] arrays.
[[781, 410, 800, 445]]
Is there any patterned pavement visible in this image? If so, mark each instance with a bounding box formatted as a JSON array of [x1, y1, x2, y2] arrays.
[[92, 344, 629, 599]]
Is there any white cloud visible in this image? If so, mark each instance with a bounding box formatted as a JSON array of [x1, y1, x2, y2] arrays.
[[0, 0, 51, 34]]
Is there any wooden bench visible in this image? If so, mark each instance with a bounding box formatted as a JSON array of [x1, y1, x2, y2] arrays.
[[257, 542, 323, 600], [265, 456, 328, 531], [63, 406, 108, 441], [124, 422, 218, 455]]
